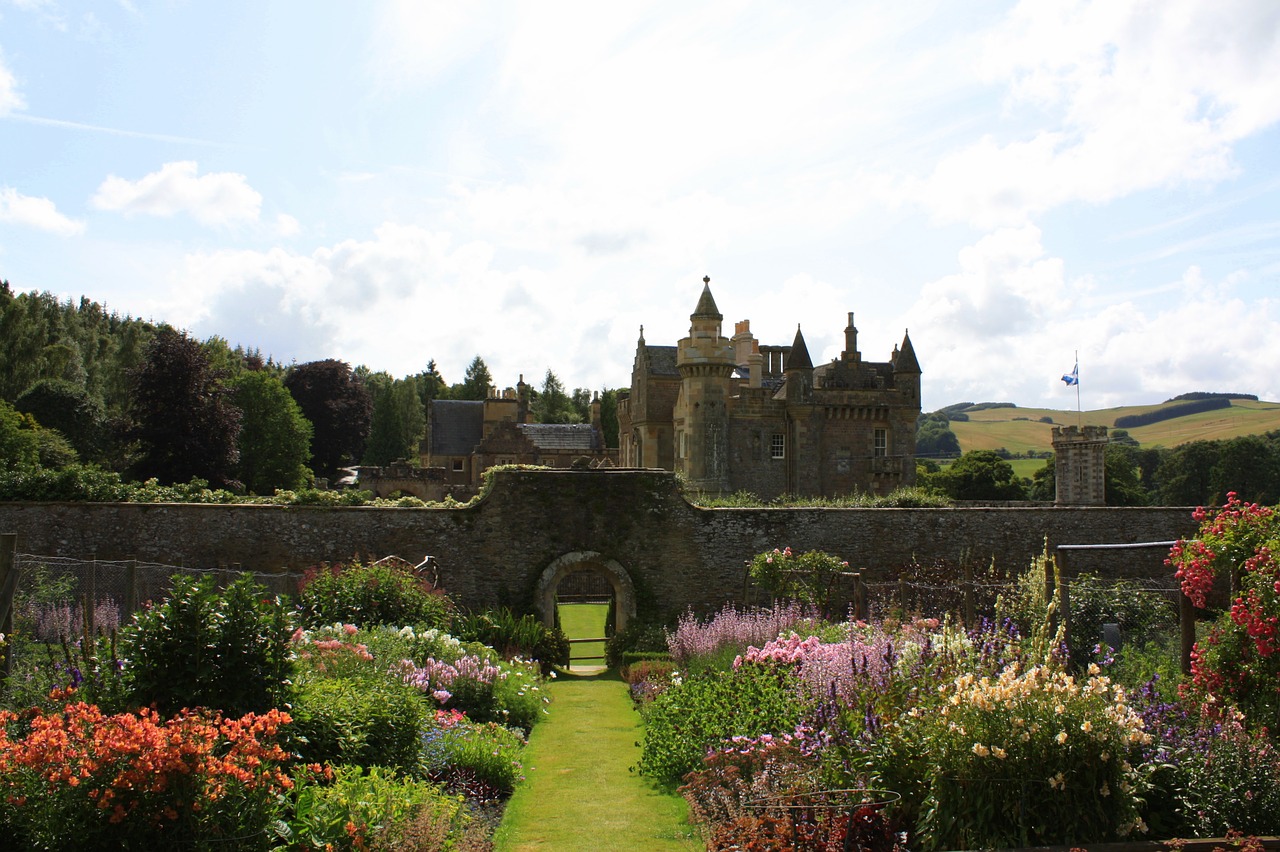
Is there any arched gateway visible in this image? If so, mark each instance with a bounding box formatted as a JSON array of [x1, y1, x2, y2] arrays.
[[534, 551, 637, 634]]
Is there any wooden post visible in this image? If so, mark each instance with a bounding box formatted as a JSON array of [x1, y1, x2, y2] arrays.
[[898, 577, 908, 615], [1058, 573, 1071, 656], [1180, 591, 1196, 677], [962, 562, 976, 629], [0, 535, 17, 682], [86, 557, 97, 639], [852, 573, 866, 622], [124, 559, 138, 622]]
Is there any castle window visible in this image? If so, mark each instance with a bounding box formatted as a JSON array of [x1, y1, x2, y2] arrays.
[[452, 459, 464, 472], [873, 429, 887, 458], [771, 433, 785, 459]]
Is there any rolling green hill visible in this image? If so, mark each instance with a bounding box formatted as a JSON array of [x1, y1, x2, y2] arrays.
[[946, 398, 1280, 457]]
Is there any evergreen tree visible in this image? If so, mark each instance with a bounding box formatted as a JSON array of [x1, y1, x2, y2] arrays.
[[459, 356, 493, 401], [532, 369, 580, 423], [364, 376, 427, 466]]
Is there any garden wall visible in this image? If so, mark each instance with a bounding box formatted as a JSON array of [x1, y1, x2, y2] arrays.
[[0, 469, 1198, 616]]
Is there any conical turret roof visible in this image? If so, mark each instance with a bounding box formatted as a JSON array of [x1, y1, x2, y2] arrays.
[[894, 330, 921, 373], [786, 325, 813, 371], [692, 278, 722, 320]]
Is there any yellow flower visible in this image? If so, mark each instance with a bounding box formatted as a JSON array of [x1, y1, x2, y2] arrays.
[[972, 743, 990, 758], [1056, 731, 1068, 744], [992, 746, 1007, 759], [1080, 720, 1093, 733]]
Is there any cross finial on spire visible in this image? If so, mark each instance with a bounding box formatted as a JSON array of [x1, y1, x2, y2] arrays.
[[703, 275, 710, 285]]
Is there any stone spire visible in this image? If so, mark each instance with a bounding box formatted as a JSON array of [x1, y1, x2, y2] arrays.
[[692, 276, 722, 320]]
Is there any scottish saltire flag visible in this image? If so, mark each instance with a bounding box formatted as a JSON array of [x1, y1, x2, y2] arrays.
[[1061, 363, 1079, 386]]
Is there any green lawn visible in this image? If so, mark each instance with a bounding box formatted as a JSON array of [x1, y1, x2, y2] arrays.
[[558, 602, 608, 670], [492, 670, 701, 851]]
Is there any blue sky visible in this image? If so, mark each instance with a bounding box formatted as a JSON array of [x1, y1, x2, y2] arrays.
[[2, 0, 1278, 412]]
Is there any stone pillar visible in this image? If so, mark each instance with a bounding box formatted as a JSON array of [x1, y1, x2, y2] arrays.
[[1052, 425, 1109, 506]]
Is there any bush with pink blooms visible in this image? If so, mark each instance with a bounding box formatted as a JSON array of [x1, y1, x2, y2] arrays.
[[1169, 493, 1280, 732]]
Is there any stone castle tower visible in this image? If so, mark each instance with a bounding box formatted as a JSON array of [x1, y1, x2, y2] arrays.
[[1052, 424, 1108, 505], [618, 278, 922, 499], [673, 279, 736, 491]]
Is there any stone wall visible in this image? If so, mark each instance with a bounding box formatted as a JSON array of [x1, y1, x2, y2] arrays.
[[0, 469, 1198, 617]]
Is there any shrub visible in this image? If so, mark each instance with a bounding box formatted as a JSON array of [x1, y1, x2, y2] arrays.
[[419, 709, 527, 799], [453, 608, 569, 674], [1066, 573, 1179, 670], [605, 620, 669, 668], [866, 663, 1151, 850], [394, 644, 547, 734], [639, 662, 806, 787], [666, 602, 814, 674], [121, 573, 294, 716], [297, 560, 453, 630], [0, 701, 291, 850], [289, 675, 427, 774], [287, 763, 476, 852], [1168, 494, 1280, 731]]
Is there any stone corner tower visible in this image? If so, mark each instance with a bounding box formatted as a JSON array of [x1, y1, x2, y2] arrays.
[[674, 277, 735, 492], [1052, 424, 1108, 506]]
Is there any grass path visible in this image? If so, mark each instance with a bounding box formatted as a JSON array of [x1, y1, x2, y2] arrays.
[[492, 606, 700, 851]]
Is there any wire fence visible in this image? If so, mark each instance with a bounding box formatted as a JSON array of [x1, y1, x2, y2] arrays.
[[0, 542, 306, 683]]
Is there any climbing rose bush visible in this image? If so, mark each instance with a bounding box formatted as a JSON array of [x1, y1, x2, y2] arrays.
[[1168, 494, 1280, 731], [748, 547, 849, 615]]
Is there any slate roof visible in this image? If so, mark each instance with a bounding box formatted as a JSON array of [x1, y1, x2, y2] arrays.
[[429, 400, 484, 456], [644, 345, 680, 377], [519, 423, 600, 451]]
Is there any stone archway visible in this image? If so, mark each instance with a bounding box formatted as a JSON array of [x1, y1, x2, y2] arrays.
[[535, 551, 636, 635]]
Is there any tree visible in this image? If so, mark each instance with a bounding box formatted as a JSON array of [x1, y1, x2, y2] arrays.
[[0, 399, 39, 471], [1157, 441, 1219, 506], [415, 360, 448, 408], [531, 369, 581, 424], [598, 388, 621, 448], [284, 359, 373, 480], [15, 378, 107, 463], [364, 376, 427, 466], [926, 450, 1027, 501], [916, 412, 961, 458], [1210, 435, 1280, 506], [458, 356, 493, 401], [231, 369, 313, 494], [1103, 443, 1149, 506], [128, 327, 242, 488]]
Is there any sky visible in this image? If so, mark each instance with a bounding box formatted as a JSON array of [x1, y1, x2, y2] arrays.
[[1, 0, 1279, 413]]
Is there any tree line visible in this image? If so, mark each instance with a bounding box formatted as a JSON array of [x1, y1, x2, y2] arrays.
[[918, 434, 1280, 507], [0, 281, 620, 497]]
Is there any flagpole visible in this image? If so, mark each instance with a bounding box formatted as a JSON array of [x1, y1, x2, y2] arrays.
[[1075, 350, 1081, 427]]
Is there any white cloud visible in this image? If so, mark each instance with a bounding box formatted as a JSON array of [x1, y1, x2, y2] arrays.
[[0, 187, 84, 235], [911, 0, 1280, 227], [90, 161, 263, 227], [0, 50, 25, 115], [910, 226, 1280, 410], [274, 213, 301, 237]]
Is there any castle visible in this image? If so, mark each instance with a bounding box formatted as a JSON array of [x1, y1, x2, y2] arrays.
[[617, 278, 922, 498]]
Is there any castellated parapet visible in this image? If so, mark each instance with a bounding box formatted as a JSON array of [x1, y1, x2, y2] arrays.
[[1052, 424, 1109, 506]]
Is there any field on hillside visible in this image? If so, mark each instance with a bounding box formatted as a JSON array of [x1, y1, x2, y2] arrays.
[[947, 398, 1280, 456]]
